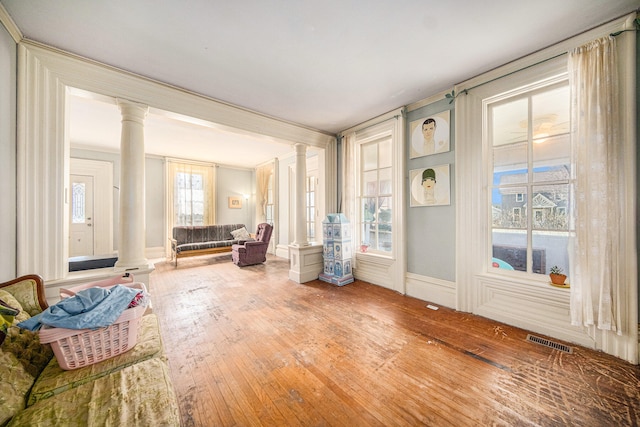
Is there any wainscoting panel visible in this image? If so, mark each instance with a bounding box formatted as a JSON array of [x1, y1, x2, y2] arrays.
[[353, 255, 394, 290], [405, 272, 456, 309], [473, 275, 593, 348]]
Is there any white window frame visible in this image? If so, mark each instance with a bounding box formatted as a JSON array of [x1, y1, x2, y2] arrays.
[[306, 175, 316, 241], [488, 77, 571, 277], [344, 112, 405, 293], [455, 14, 637, 362], [355, 129, 394, 257], [357, 135, 393, 255]]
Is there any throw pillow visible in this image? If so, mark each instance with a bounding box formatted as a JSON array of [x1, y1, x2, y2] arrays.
[[231, 227, 251, 240]]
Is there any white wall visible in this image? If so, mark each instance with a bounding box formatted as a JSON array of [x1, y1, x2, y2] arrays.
[[70, 149, 165, 257], [145, 156, 165, 249], [0, 22, 15, 280], [70, 149, 259, 257], [216, 166, 255, 229]]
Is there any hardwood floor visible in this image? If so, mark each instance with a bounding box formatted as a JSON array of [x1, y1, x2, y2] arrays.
[[150, 254, 640, 426]]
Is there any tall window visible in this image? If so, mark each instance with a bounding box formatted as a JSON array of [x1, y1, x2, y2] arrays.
[[306, 176, 316, 240], [359, 137, 392, 253], [167, 161, 215, 226], [265, 173, 274, 225], [489, 80, 571, 275]]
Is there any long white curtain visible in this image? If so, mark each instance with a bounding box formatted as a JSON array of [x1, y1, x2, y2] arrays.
[[256, 162, 273, 224], [165, 160, 216, 256], [341, 132, 357, 267], [568, 36, 622, 332]]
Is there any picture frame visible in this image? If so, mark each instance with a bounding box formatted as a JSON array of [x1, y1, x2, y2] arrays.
[[228, 196, 242, 209], [409, 164, 451, 207], [409, 110, 451, 159]]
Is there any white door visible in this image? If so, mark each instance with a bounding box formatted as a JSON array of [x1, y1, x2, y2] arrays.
[[69, 174, 95, 257]]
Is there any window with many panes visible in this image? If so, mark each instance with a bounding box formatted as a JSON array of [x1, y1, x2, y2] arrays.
[[168, 161, 215, 227], [489, 80, 571, 275], [359, 136, 392, 253], [306, 175, 316, 240], [174, 171, 205, 225], [265, 173, 274, 226]]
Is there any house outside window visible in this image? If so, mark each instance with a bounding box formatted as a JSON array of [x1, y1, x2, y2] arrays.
[[489, 81, 571, 275], [359, 137, 393, 253]]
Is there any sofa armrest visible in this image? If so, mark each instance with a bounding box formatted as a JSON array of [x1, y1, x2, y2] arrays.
[[0, 274, 48, 314]]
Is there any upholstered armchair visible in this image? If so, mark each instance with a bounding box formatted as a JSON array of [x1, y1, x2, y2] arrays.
[[231, 223, 273, 267]]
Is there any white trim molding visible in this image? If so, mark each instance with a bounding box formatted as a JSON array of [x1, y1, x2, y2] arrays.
[[405, 273, 456, 309], [0, 3, 22, 43], [288, 243, 323, 283], [70, 158, 114, 256], [454, 13, 637, 363], [354, 253, 395, 290], [16, 41, 335, 281]]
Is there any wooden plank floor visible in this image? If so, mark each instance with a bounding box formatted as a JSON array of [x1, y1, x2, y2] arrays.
[[150, 254, 640, 426]]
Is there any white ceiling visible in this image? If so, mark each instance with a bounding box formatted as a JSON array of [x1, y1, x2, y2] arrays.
[[67, 91, 295, 167], [2, 0, 638, 166]]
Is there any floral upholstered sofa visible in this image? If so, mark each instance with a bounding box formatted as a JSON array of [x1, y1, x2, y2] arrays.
[[0, 275, 180, 426]]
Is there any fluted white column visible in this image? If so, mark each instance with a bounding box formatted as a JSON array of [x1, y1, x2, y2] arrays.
[[292, 143, 309, 246], [114, 99, 149, 269]]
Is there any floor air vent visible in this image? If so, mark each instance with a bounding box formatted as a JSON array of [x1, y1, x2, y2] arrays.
[[526, 334, 573, 354]]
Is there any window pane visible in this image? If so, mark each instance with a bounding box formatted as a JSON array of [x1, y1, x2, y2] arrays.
[[191, 174, 203, 190], [492, 186, 527, 229], [379, 168, 392, 195], [492, 98, 528, 146], [362, 170, 377, 196], [377, 223, 392, 252], [379, 138, 392, 168], [532, 184, 568, 230], [363, 225, 377, 248], [533, 230, 568, 276], [492, 231, 528, 272], [532, 135, 570, 181], [362, 197, 376, 222], [377, 197, 392, 223], [532, 85, 570, 140], [493, 143, 527, 184], [363, 144, 378, 171]]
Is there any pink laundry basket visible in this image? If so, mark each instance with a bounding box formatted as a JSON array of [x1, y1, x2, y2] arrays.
[[39, 279, 146, 370]]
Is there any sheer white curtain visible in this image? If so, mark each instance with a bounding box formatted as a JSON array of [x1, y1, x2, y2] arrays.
[[568, 36, 622, 332], [165, 160, 216, 256], [341, 132, 357, 267], [256, 162, 273, 224]]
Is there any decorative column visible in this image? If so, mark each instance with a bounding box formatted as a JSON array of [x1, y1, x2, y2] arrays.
[[289, 143, 322, 283], [114, 99, 151, 271], [292, 143, 309, 247]]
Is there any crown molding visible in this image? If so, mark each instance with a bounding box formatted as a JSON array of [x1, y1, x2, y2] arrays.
[[0, 3, 22, 43]]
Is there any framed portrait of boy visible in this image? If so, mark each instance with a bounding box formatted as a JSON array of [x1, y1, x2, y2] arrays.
[[409, 164, 451, 207], [409, 110, 450, 159]]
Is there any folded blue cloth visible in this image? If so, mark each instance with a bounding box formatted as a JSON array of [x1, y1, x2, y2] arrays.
[[19, 284, 140, 331]]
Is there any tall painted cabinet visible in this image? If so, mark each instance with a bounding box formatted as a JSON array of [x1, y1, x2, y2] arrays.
[[319, 213, 354, 286]]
